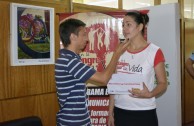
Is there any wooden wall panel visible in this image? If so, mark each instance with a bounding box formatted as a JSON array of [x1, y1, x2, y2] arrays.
[[4, 65, 56, 98], [184, 18, 194, 123], [0, 0, 70, 100], [0, 0, 69, 98], [0, 93, 59, 126], [0, 1, 11, 100], [73, 3, 120, 12], [0, 0, 70, 125]]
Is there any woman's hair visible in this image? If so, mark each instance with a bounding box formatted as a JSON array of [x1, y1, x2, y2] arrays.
[[125, 11, 149, 34], [59, 18, 86, 47]]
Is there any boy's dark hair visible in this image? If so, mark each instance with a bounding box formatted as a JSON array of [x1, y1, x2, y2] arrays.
[[125, 11, 149, 34], [59, 18, 86, 47]]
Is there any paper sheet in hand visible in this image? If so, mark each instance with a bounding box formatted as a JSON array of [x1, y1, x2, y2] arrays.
[[107, 73, 143, 94]]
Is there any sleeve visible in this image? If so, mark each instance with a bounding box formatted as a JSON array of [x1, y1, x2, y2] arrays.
[[154, 49, 165, 67], [190, 52, 194, 61], [67, 58, 96, 82]]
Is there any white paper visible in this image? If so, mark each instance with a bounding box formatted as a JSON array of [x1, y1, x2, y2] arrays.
[[107, 73, 143, 94]]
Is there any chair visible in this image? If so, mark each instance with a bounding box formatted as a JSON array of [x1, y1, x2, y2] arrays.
[[0, 116, 43, 126]]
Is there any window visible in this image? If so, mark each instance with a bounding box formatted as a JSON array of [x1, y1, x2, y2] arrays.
[[73, 0, 193, 19], [161, 0, 178, 4], [184, 0, 194, 18], [123, 0, 154, 10]]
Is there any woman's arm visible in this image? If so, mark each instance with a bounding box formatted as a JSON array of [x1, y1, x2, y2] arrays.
[[108, 95, 115, 126], [149, 62, 168, 97], [129, 62, 167, 98], [185, 58, 194, 79]]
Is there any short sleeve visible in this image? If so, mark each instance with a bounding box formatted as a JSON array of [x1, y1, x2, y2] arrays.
[[154, 49, 165, 67], [67, 58, 96, 82], [190, 52, 194, 61]]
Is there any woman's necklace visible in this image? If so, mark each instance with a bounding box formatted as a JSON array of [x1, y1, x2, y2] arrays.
[[128, 42, 148, 59], [131, 54, 134, 59], [127, 49, 135, 59]]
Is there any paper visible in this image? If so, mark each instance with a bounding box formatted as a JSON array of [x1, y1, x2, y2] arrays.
[[107, 73, 143, 94]]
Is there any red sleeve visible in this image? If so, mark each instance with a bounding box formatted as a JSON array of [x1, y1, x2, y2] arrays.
[[154, 49, 165, 67]]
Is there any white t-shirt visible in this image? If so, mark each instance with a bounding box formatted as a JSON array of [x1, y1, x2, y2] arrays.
[[114, 43, 165, 110]]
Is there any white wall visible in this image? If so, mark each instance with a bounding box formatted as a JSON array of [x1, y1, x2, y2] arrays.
[[146, 3, 181, 126]]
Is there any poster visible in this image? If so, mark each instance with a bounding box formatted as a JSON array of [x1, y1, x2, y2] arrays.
[[87, 86, 109, 126], [10, 3, 55, 66]]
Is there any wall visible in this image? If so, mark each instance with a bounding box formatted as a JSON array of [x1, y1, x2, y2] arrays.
[[0, 0, 70, 125], [72, 3, 121, 12], [184, 18, 194, 123], [146, 3, 181, 126]]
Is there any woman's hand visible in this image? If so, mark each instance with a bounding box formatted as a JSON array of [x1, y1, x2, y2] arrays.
[[128, 83, 152, 98], [114, 39, 130, 56], [108, 114, 115, 126]]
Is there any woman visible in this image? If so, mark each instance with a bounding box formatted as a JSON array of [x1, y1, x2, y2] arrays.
[[108, 11, 167, 126], [185, 52, 194, 79]]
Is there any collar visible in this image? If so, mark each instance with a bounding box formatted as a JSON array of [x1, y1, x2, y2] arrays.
[[59, 49, 81, 60]]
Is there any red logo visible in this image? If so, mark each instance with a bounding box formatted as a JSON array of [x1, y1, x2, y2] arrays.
[[82, 23, 119, 72]]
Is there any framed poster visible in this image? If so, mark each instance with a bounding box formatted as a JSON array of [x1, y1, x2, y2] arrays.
[[10, 3, 54, 66]]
